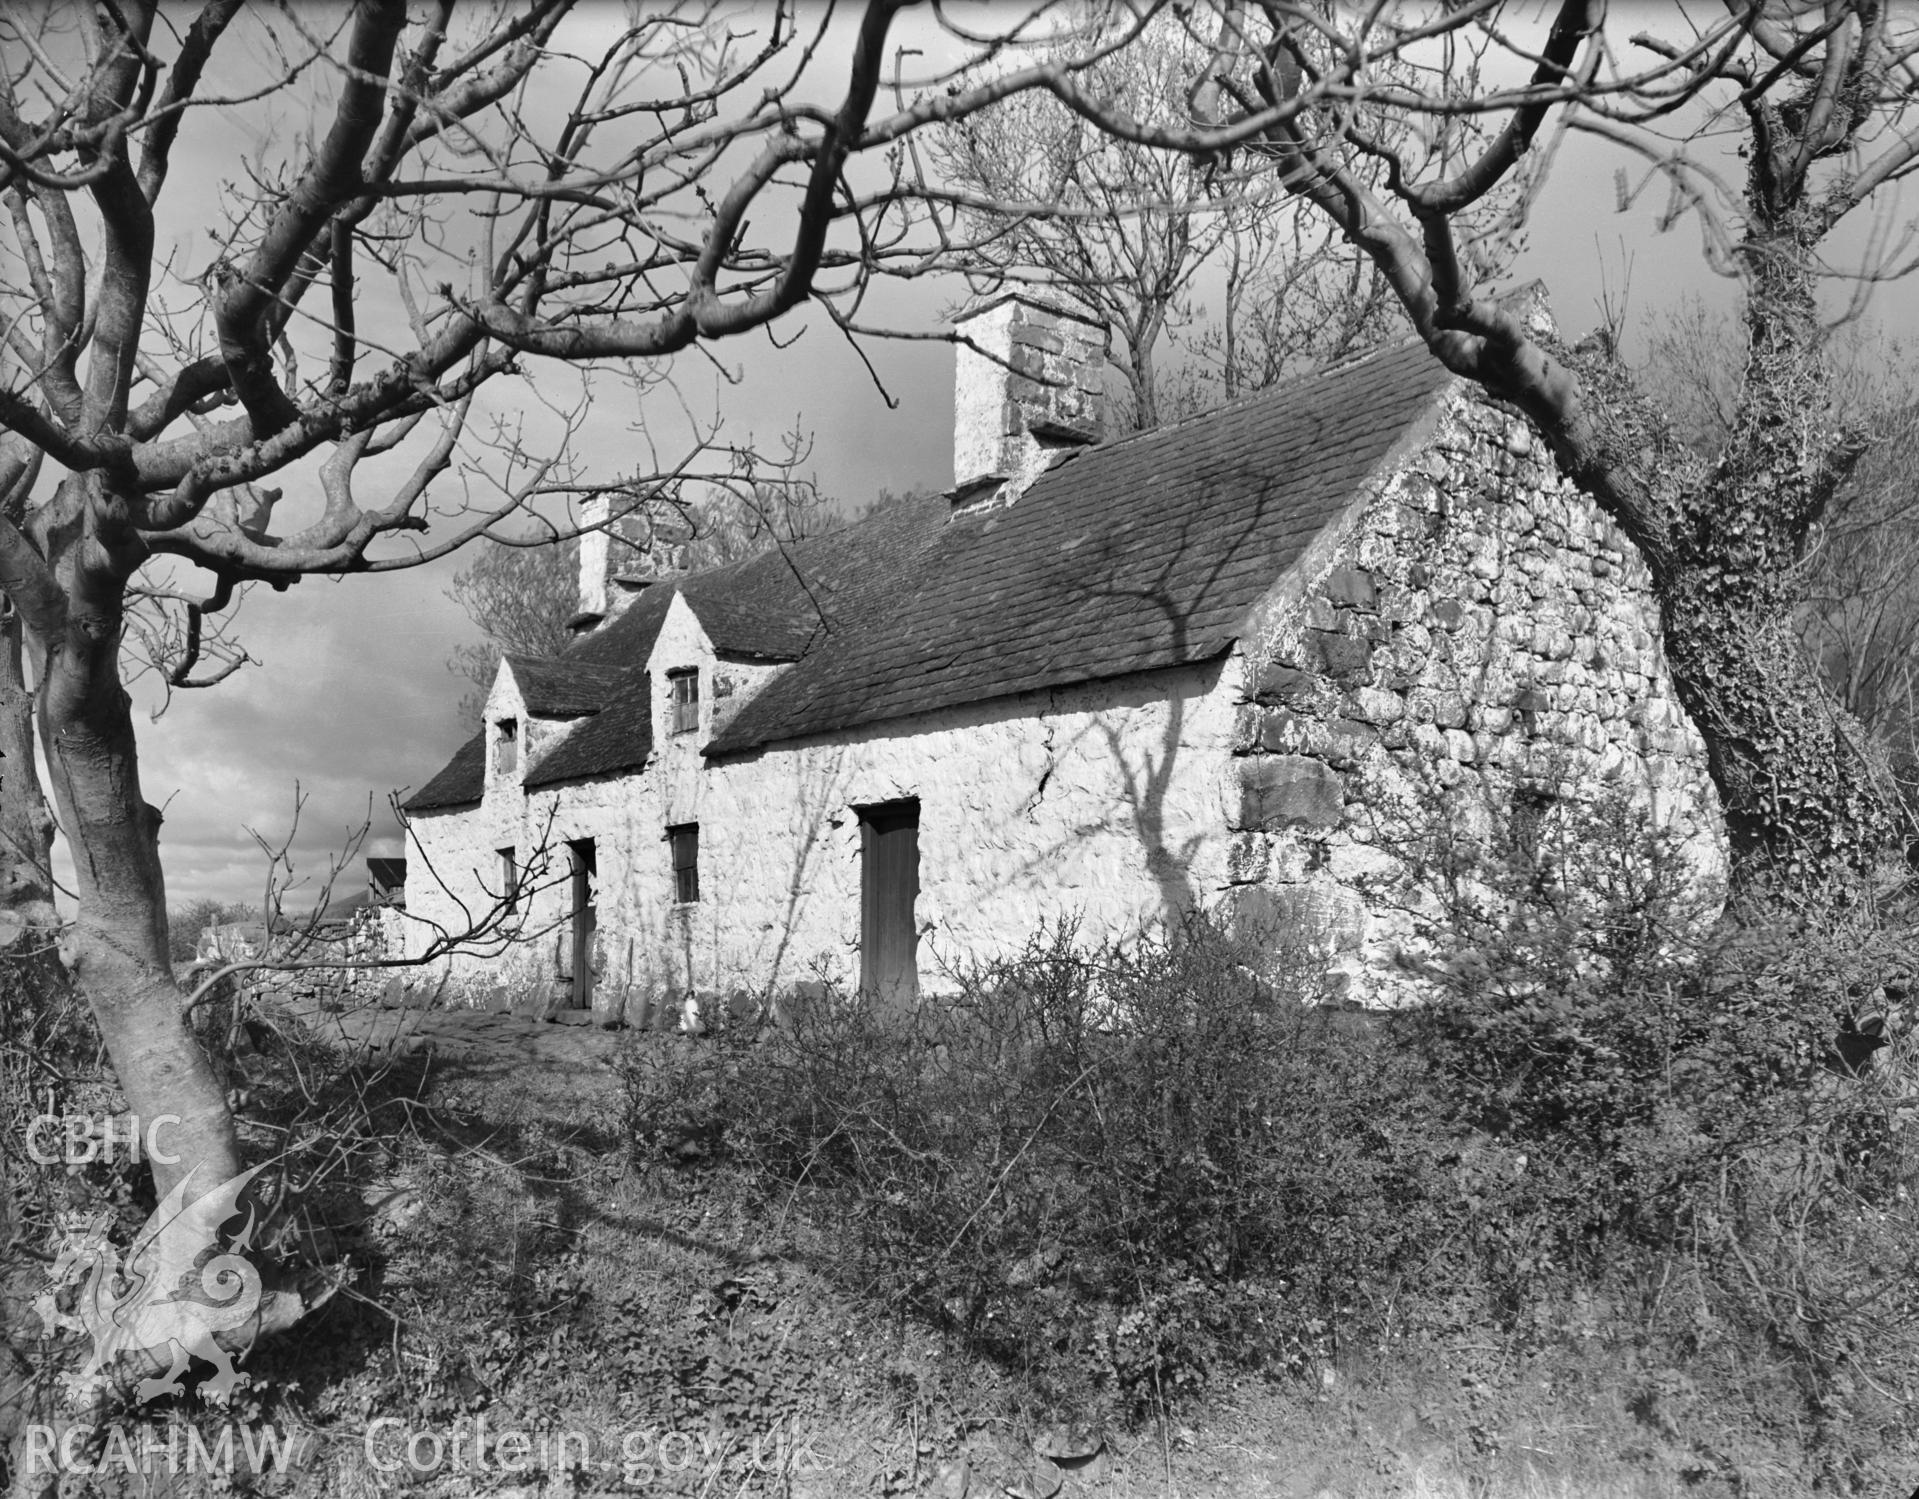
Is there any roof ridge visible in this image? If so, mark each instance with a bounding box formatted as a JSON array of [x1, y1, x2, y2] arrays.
[[1010, 334, 1439, 469], [1163, 334, 1435, 431]]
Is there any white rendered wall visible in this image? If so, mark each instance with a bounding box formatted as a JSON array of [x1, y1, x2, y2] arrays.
[[406, 588, 1240, 1000]]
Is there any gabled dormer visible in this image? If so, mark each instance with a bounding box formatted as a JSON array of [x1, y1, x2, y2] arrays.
[[482, 659, 530, 798], [646, 593, 715, 752], [486, 654, 629, 794]]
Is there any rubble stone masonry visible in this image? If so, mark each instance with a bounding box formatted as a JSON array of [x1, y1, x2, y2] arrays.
[[1221, 385, 1723, 996]]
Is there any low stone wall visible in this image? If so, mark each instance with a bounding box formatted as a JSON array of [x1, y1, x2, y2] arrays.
[[195, 906, 412, 1011], [1222, 387, 1723, 998]]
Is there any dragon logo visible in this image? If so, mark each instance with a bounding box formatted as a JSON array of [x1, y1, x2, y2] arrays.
[[37, 1164, 266, 1405]]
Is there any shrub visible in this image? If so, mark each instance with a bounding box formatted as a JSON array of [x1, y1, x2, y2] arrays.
[[167, 897, 257, 965], [1388, 770, 1919, 1489], [622, 918, 1448, 1416]]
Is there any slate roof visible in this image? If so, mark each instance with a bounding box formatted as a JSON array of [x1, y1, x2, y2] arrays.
[[403, 338, 1456, 804], [506, 655, 630, 716], [711, 338, 1453, 753], [405, 731, 486, 812], [524, 673, 653, 790]]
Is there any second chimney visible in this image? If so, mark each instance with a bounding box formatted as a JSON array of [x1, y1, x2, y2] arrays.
[[570, 496, 693, 634], [952, 294, 1104, 506]]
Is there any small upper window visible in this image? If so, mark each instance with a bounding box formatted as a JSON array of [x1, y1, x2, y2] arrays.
[[495, 718, 519, 775], [668, 823, 700, 904], [669, 670, 700, 735]]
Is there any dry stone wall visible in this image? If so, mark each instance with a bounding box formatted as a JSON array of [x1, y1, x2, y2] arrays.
[[1223, 386, 1722, 996]]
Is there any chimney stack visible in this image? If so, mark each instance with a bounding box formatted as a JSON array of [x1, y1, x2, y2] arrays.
[[951, 295, 1104, 508], [576, 494, 615, 625], [570, 497, 694, 634]]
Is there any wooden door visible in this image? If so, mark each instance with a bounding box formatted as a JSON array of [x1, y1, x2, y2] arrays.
[[859, 801, 920, 1004], [568, 838, 597, 1010]]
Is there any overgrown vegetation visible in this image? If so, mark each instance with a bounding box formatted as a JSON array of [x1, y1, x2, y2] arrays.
[[10, 782, 1919, 1495], [1394, 785, 1919, 1493], [623, 791, 1919, 1493], [627, 923, 1445, 1418]]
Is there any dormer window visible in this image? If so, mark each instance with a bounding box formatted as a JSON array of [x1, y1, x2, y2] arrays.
[[494, 718, 519, 775], [668, 670, 699, 735]]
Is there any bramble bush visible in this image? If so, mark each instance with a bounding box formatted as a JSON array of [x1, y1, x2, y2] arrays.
[[624, 775, 1919, 1487], [622, 918, 1449, 1417], [1385, 771, 1919, 1491]]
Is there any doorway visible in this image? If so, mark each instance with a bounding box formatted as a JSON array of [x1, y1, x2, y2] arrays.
[[858, 800, 920, 1004], [567, 837, 597, 1010]]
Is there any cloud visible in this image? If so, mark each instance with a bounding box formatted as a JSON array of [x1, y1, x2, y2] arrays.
[[131, 562, 475, 909], [112, 311, 953, 916]]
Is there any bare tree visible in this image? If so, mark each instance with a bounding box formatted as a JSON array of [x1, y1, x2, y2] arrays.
[[0, 0, 1182, 1249], [445, 535, 581, 727], [1194, 193, 1409, 403], [1013, 1, 1919, 885], [933, 17, 1227, 431], [932, 7, 1537, 428], [6, 0, 1910, 1353]]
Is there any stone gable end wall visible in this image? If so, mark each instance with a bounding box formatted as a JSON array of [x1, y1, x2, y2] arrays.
[[1222, 386, 1722, 996]]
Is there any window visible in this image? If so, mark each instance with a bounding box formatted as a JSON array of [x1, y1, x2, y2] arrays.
[[497, 846, 518, 914], [495, 718, 519, 775], [669, 670, 700, 734], [668, 823, 700, 904]]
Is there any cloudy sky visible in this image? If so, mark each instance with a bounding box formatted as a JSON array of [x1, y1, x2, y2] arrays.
[[128, 294, 961, 912], [35, 5, 1917, 913]]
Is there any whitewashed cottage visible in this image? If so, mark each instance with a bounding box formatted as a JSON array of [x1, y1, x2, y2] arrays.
[[400, 293, 1720, 1017]]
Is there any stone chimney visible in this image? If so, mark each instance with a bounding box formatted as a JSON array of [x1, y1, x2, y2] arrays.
[[951, 294, 1104, 508], [571, 495, 693, 633], [576, 494, 616, 625]]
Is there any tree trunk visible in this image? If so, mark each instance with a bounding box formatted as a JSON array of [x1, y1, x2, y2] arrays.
[[1657, 576, 1895, 881], [1517, 221, 1907, 885], [1127, 329, 1161, 432], [1659, 218, 1902, 881], [33, 474, 240, 1200], [0, 606, 56, 933]]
